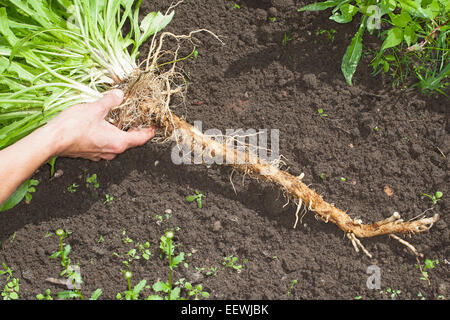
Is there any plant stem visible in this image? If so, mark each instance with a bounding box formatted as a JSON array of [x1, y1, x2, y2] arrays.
[[59, 237, 65, 266], [168, 238, 173, 300]]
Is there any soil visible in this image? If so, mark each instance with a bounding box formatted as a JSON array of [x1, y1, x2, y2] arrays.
[[0, 0, 448, 300]]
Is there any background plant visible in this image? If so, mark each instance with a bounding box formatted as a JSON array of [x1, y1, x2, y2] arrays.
[[50, 228, 102, 300], [0, 263, 19, 300], [299, 0, 449, 96]]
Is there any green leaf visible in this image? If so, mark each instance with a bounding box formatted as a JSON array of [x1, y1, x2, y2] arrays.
[[9, 292, 19, 299], [403, 25, 416, 47], [341, 16, 366, 86], [0, 179, 33, 212], [298, 0, 342, 12], [132, 279, 147, 297], [172, 252, 185, 266], [153, 281, 169, 293], [57, 290, 80, 299], [169, 286, 181, 300], [329, 4, 358, 24], [186, 195, 196, 202], [381, 27, 404, 51], [89, 289, 103, 300], [49, 251, 61, 259], [389, 10, 412, 28], [138, 11, 174, 46]]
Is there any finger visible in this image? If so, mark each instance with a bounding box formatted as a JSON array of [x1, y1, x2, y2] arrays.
[[123, 127, 156, 149], [93, 89, 124, 117], [100, 153, 117, 161]]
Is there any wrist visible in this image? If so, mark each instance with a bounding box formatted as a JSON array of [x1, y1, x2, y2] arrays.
[[35, 121, 69, 158]]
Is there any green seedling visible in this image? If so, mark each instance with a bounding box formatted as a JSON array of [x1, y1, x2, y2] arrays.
[[380, 287, 401, 300], [282, 32, 292, 46], [185, 282, 210, 300], [151, 230, 186, 300], [416, 258, 439, 281], [155, 215, 164, 224], [354, 295, 363, 300], [423, 191, 443, 205], [206, 266, 218, 277], [316, 28, 336, 42], [9, 232, 16, 244], [104, 194, 114, 204], [50, 229, 102, 300], [122, 230, 133, 244], [98, 235, 104, 243], [86, 174, 99, 189], [36, 289, 53, 300], [116, 271, 147, 300], [24, 179, 39, 204], [67, 183, 79, 193], [287, 279, 298, 296], [317, 108, 328, 117], [116, 231, 151, 266], [374, 126, 379, 132], [269, 17, 276, 22], [137, 242, 152, 260], [234, 3, 240, 9], [191, 49, 199, 60], [47, 157, 57, 178], [186, 190, 205, 209], [340, 177, 347, 182], [417, 292, 425, 300], [223, 255, 244, 271], [0, 263, 19, 300], [320, 173, 325, 180], [196, 266, 218, 277]]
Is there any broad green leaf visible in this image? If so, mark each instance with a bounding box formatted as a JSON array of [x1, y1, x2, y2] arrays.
[[132, 279, 147, 296], [153, 281, 169, 293], [381, 27, 404, 51], [298, 0, 342, 12], [389, 10, 412, 28], [169, 286, 180, 300], [341, 16, 366, 86], [9, 292, 19, 299], [403, 25, 416, 47], [329, 4, 358, 23], [138, 11, 174, 46], [0, 179, 31, 212]]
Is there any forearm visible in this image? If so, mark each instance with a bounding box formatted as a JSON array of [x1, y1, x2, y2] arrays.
[[0, 124, 61, 205]]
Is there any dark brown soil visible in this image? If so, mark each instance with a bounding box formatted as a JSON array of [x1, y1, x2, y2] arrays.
[[0, 0, 448, 300]]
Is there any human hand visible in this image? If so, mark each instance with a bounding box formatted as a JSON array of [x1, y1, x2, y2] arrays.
[[47, 89, 155, 161]]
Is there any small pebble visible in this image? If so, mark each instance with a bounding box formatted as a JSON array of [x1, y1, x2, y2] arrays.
[[53, 169, 64, 178], [213, 220, 223, 232], [164, 208, 172, 215]]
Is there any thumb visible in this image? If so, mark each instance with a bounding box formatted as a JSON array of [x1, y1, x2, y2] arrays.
[[123, 127, 156, 149], [94, 89, 124, 116]]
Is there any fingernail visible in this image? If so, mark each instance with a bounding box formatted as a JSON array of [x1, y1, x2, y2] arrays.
[[111, 89, 124, 100]]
